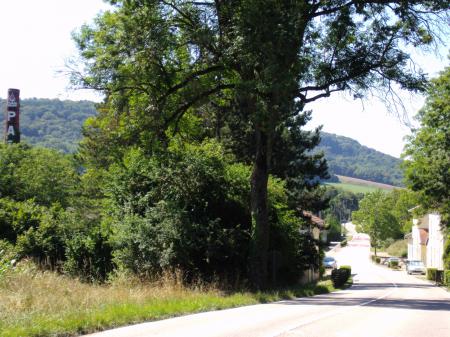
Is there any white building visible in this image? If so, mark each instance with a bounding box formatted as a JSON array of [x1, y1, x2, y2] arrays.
[[426, 213, 444, 270], [406, 213, 444, 270]]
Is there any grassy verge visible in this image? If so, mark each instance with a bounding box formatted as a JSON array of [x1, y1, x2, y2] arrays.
[[0, 262, 351, 337]]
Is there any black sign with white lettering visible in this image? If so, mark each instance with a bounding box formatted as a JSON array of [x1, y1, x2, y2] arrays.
[[4, 88, 20, 144]]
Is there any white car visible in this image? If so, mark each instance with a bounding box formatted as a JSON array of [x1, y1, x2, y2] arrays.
[[406, 260, 426, 275]]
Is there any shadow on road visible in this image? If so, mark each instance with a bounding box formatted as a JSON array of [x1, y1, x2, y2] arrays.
[[351, 282, 436, 290], [278, 281, 450, 311]]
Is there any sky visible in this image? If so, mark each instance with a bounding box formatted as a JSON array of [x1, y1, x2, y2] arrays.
[[0, 1, 448, 158]]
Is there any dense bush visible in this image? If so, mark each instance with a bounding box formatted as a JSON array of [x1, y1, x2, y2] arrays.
[[427, 268, 437, 281], [339, 265, 352, 279], [106, 142, 252, 282], [388, 260, 399, 269], [444, 270, 450, 287], [331, 266, 351, 288], [0, 144, 79, 207]]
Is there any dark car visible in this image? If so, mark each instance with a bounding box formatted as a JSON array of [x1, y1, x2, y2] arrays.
[[323, 256, 337, 269]]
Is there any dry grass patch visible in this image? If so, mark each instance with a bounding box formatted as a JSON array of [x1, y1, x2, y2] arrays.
[[0, 261, 254, 337], [0, 261, 348, 337]]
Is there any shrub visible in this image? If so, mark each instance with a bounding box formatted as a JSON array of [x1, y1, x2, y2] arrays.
[[341, 239, 347, 247], [388, 260, 399, 269], [108, 143, 252, 283], [444, 270, 450, 287], [331, 266, 351, 288], [370, 255, 381, 264], [340, 265, 352, 279], [427, 268, 437, 281]]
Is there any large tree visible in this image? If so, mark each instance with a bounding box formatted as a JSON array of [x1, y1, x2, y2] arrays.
[[403, 65, 450, 224], [73, 0, 448, 288], [352, 190, 401, 256], [403, 65, 450, 268]]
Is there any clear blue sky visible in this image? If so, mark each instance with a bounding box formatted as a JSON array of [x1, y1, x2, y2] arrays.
[[0, 1, 448, 157]]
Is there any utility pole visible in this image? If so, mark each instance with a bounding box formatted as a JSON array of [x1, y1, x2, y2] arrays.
[[4, 88, 20, 144]]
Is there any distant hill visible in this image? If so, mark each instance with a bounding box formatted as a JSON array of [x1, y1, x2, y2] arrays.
[[0, 98, 97, 153], [1, 98, 404, 186], [318, 132, 404, 186]]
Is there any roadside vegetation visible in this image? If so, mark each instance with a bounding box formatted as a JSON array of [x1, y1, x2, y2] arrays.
[[0, 259, 349, 337]]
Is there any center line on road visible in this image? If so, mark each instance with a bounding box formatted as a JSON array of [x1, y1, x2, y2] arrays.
[[273, 272, 399, 337]]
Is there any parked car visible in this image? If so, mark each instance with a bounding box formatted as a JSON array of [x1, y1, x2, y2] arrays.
[[406, 260, 426, 275], [323, 256, 337, 269]]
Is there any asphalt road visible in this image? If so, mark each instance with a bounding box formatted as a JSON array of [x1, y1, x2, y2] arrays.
[[86, 235, 450, 337]]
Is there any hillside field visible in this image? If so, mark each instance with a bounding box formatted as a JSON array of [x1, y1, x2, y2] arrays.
[[326, 175, 400, 194]]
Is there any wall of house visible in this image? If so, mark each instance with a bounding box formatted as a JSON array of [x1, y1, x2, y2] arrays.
[[426, 213, 444, 270], [411, 226, 423, 261]]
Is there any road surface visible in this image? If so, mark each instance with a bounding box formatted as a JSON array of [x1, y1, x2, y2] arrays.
[[86, 234, 450, 337]]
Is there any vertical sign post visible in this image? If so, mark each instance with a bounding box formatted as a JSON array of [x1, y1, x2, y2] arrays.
[[4, 88, 20, 144]]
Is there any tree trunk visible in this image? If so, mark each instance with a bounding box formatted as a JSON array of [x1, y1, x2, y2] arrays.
[[250, 125, 270, 289]]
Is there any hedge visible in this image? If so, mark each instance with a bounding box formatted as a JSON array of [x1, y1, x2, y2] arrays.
[[444, 270, 450, 287]]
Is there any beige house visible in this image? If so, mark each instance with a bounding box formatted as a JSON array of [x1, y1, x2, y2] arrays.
[[406, 213, 444, 270]]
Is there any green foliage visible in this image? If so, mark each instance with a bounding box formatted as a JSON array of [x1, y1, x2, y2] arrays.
[[0, 240, 18, 277], [352, 190, 404, 254], [0, 198, 44, 244], [62, 209, 113, 281], [0, 144, 79, 207], [427, 268, 438, 281], [0, 98, 97, 153], [386, 240, 408, 258], [371, 255, 377, 263], [325, 215, 342, 242], [444, 270, 450, 287], [331, 266, 351, 288], [388, 260, 399, 269], [403, 66, 450, 225], [402, 66, 450, 266], [319, 133, 404, 186], [324, 187, 363, 223], [107, 141, 251, 281], [71, 0, 447, 289], [339, 266, 352, 279]]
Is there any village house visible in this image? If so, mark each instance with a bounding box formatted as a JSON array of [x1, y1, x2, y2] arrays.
[[406, 213, 444, 270], [299, 211, 327, 284]]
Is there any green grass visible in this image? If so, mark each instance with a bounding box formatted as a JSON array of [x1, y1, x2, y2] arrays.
[[0, 262, 351, 337], [326, 182, 381, 194]]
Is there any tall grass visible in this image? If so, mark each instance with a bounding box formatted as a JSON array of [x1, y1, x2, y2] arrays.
[[0, 261, 344, 337]]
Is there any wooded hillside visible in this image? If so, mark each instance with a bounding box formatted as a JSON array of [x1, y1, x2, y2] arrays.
[[1, 98, 97, 153], [1, 99, 403, 186], [318, 133, 404, 186]]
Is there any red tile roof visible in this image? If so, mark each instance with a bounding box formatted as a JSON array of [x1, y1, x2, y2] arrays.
[[302, 211, 325, 229], [419, 228, 429, 245]]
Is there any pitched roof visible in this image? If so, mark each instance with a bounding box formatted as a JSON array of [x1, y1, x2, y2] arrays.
[[419, 228, 429, 245], [302, 211, 325, 229]]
